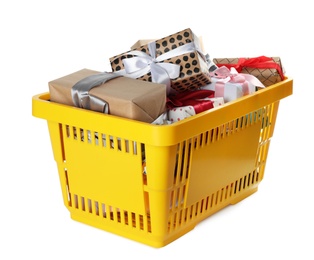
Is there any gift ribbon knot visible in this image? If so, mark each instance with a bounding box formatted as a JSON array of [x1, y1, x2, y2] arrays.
[[71, 72, 121, 113], [209, 66, 265, 98], [119, 41, 203, 94]]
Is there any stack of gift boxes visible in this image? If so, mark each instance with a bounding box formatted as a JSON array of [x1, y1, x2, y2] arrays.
[[48, 28, 285, 124]]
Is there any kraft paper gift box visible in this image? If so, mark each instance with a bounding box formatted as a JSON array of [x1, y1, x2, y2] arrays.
[[109, 28, 211, 93], [48, 69, 167, 123], [213, 56, 285, 87]]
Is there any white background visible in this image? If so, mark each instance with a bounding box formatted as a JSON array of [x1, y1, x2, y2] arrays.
[[1, 0, 313, 259]]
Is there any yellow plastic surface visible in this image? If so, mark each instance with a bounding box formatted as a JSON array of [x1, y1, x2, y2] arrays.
[[32, 77, 293, 248]]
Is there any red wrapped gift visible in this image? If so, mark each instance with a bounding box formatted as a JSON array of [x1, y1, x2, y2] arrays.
[[166, 89, 223, 122], [167, 89, 215, 112]]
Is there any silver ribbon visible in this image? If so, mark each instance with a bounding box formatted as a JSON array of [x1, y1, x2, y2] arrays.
[[120, 41, 203, 94], [205, 54, 218, 72], [71, 72, 121, 113]]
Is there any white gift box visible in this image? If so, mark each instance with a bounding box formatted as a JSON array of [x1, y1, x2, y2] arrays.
[[202, 66, 265, 103], [202, 78, 256, 103], [168, 105, 196, 123]]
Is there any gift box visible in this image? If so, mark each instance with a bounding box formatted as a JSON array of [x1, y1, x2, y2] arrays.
[[213, 56, 285, 87], [109, 28, 211, 93], [202, 79, 254, 103], [167, 96, 224, 123], [201, 66, 264, 103], [166, 89, 223, 122], [48, 69, 167, 123]]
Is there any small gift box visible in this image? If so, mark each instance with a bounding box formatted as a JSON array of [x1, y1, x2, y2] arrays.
[[109, 28, 211, 93], [167, 96, 224, 123], [48, 69, 167, 123], [168, 106, 196, 122], [166, 89, 224, 122], [213, 56, 285, 87], [202, 66, 265, 103]]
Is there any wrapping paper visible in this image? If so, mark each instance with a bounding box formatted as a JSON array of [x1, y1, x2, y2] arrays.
[[48, 69, 167, 123], [131, 37, 218, 73], [165, 89, 223, 122], [213, 56, 285, 87], [109, 28, 211, 93], [167, 97, 224, 122]]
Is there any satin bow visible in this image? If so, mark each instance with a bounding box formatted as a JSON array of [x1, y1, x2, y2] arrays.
[[120, 41, 200, 94], [209, 66, 265, 98]]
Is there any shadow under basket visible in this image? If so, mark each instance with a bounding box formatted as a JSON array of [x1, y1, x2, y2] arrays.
[[32, 77, 293, 248]]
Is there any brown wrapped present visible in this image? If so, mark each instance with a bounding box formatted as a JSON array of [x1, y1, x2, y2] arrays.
[[109, 28, 211, 93], [213, 56, 285, 87], [49, 69, 167, 123]]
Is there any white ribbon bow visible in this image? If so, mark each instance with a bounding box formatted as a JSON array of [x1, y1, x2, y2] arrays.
[[120, 41, 200, 94]]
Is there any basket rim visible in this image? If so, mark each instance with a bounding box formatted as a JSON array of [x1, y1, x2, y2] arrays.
[[32, 77, 293, 146]]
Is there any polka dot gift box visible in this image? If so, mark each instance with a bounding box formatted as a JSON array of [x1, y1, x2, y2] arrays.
[[109, 28, 212, 93]]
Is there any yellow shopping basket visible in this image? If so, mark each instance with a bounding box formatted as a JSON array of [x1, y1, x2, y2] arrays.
[[32, 77, 292, 248]]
